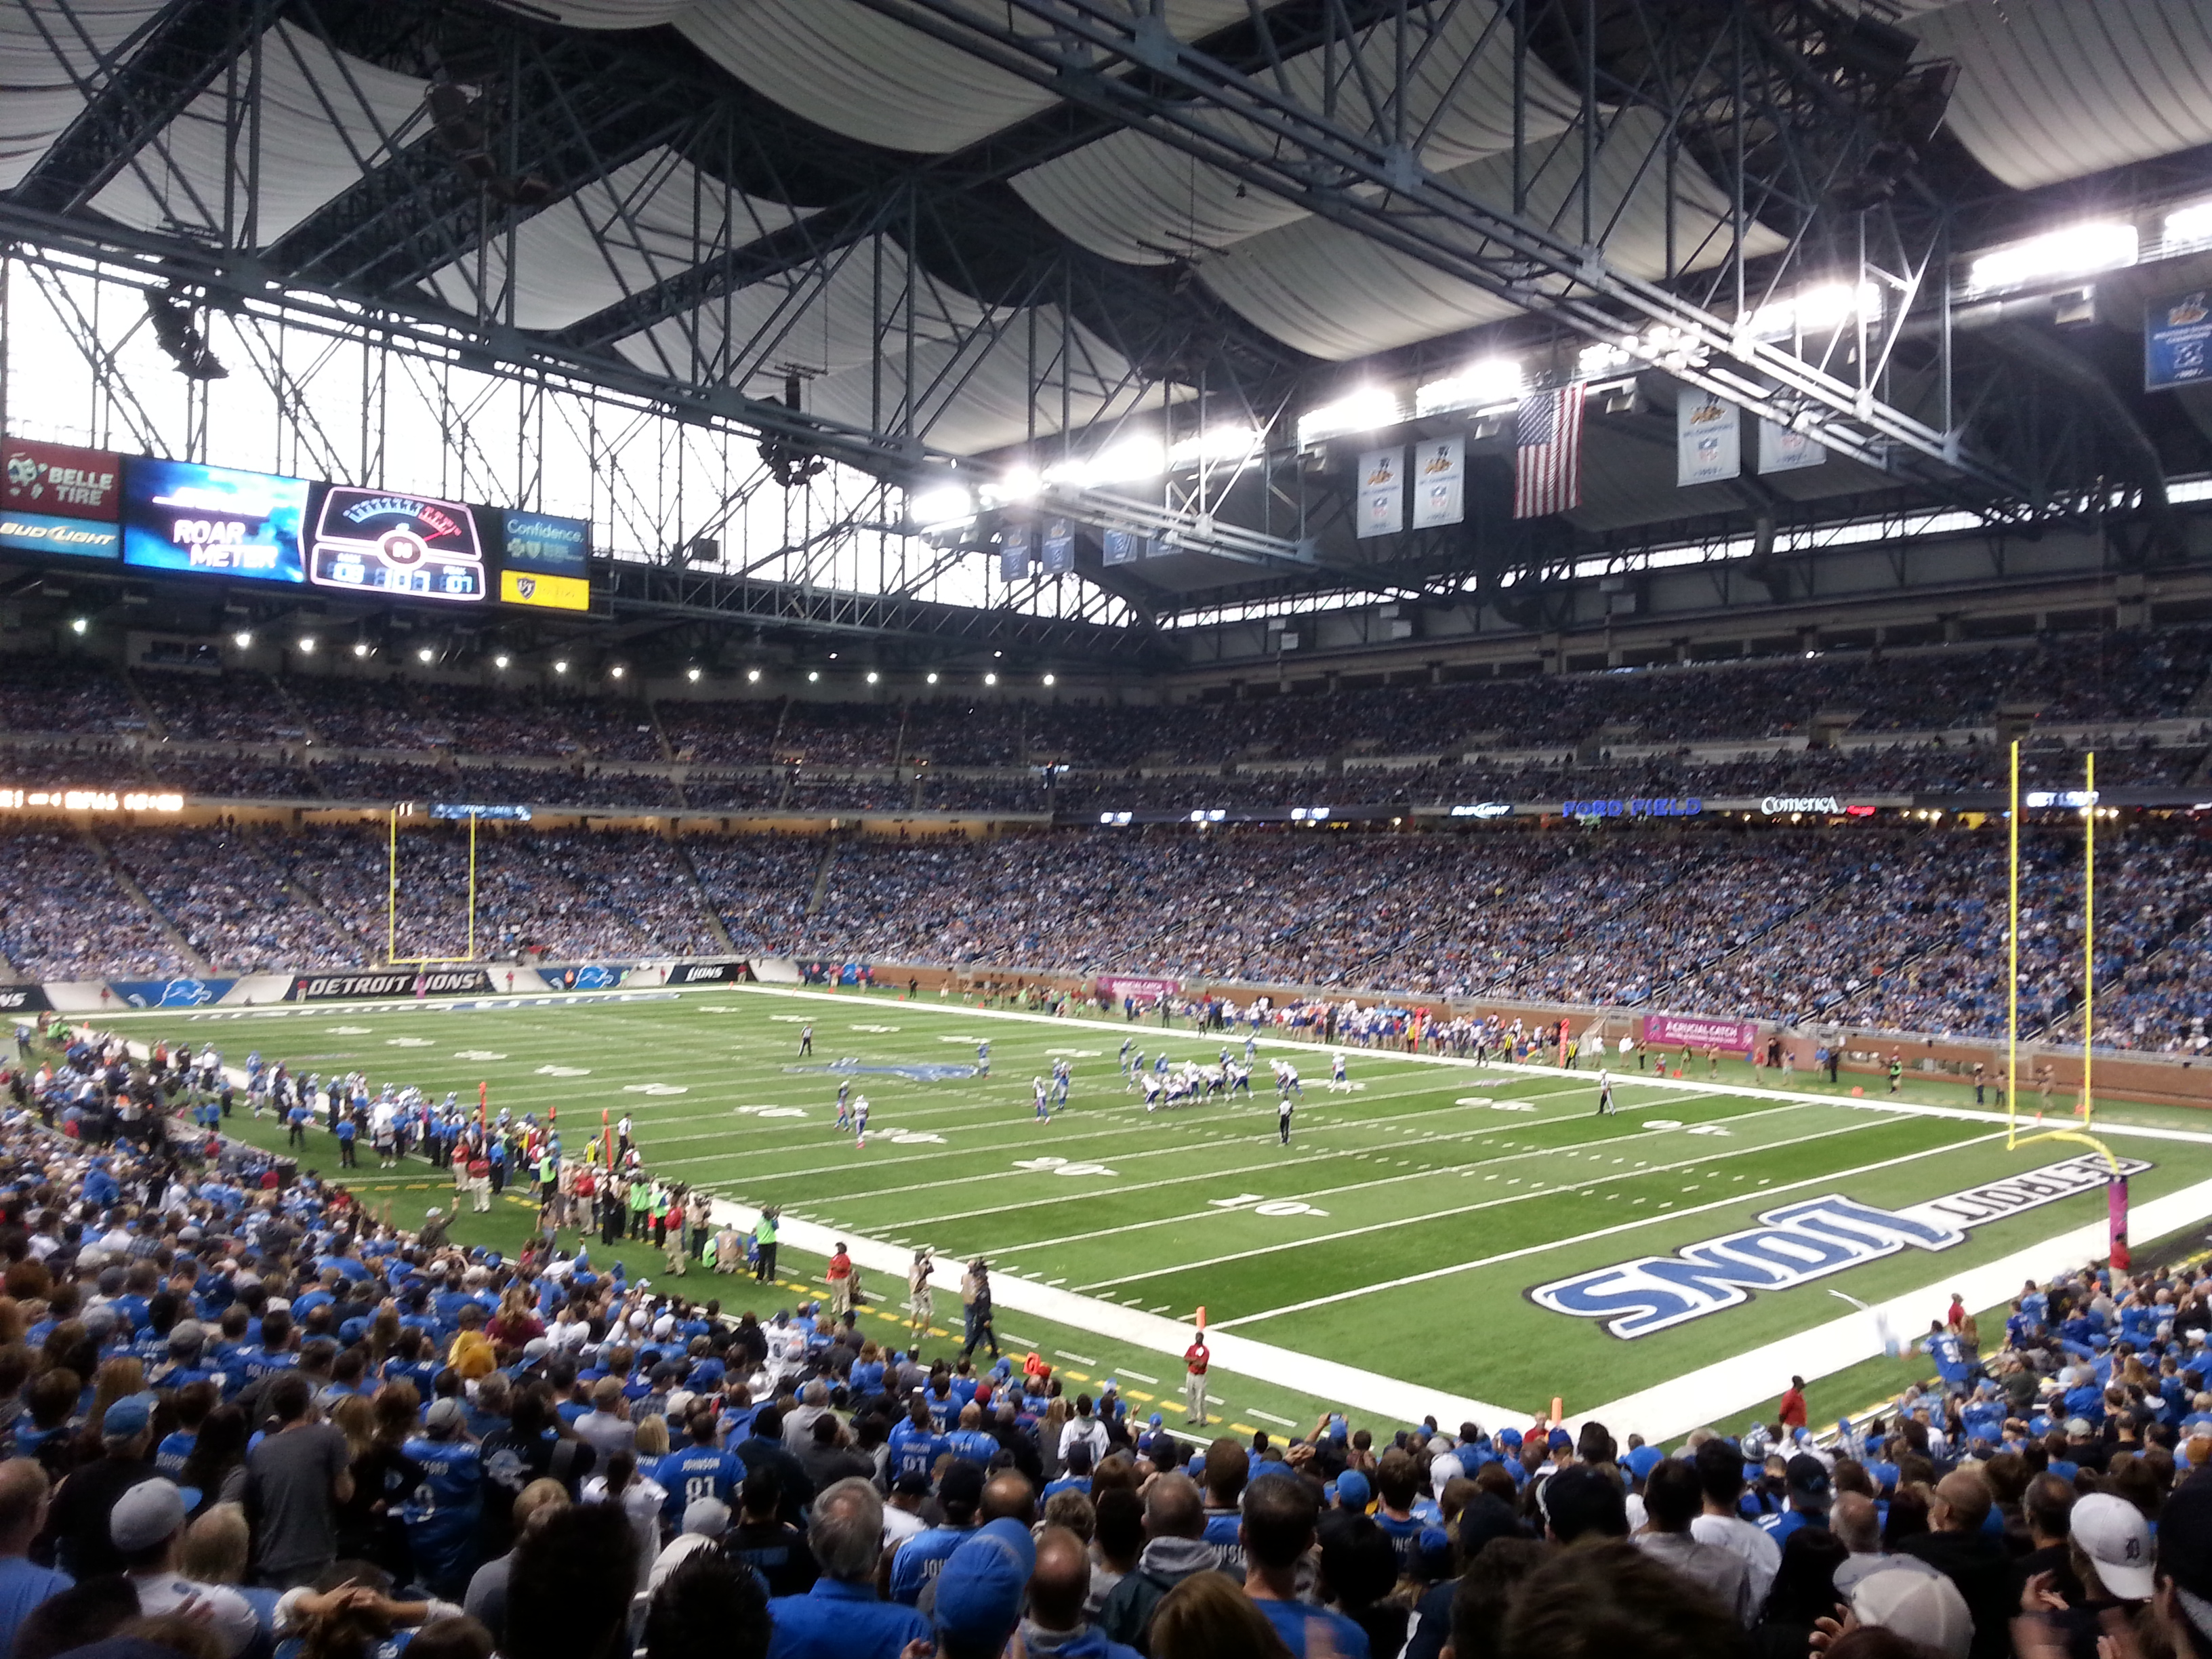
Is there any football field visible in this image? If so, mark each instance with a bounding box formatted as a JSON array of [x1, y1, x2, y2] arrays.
[[136, 983, 2212, 1444]]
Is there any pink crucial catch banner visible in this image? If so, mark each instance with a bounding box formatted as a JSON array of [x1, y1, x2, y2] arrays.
[[1644, 1013, 1759, 1052]]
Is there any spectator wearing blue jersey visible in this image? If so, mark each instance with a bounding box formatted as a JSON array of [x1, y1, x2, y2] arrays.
[[887, 1397, 946, 1486], [1043, 1441, 1094, 1504], [401, 1397, 483, 1598], [0, 1460, 71, 1659], [889, 1458, 983, 1606], [1242, 1473, 1369, 1659], [945, 1401, 998, 1469], [765, 1479, 927, 1659], [1196, 1435, 1246, 1576], [657, 1409, 745, 1525]]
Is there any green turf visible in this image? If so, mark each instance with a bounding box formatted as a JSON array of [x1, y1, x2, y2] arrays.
[[104, 983, 2212, 1440]]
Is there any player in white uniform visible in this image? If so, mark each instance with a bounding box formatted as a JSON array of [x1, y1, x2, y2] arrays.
[[1596, 1071, 1617, 1116], [1033, 1076, 1050, 1121], [1331, 1051, 1348, 1089], [853, 1094, 870, 1146], [1142, 1072, 1166, 1111], [836, 1080, 853, 1131]]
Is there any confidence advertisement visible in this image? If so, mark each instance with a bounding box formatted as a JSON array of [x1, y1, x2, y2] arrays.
[[1643, 1012, 1759, 1053], [1, 438, 123, 560], [498, 509, 591, 612]]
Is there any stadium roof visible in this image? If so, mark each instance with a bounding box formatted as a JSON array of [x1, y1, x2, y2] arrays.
[[4, 0, 2212, 634]]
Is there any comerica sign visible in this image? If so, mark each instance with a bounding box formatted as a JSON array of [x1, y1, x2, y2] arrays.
[[1761, 795, 1843, 815]]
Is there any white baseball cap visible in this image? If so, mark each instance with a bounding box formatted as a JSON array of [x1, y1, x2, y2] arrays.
[[2071, 1492, 2156, 1600], [1849, 1565, 1973, 1659]]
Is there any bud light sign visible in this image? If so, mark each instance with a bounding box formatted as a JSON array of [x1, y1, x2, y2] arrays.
[[1532, 1153, 2149, 1338]]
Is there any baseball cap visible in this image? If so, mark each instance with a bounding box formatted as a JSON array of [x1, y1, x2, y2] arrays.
[[1547, 1427, 1573, 1451], [1626, 1444, 1666, 1480], [682, 1497, 731, 1537], [1848, 1564, 1973, 1659], [1412, 1527, 1453, 1582], [166, 1321, 205, 1353], [109, 1477, 186, 1553], [2070, 1493, 2155, 1600], [893, 1470, 931, 1498], [1786, 1454, 1832, 1500], [101, 1394, 155, 1442], [426, 1397, 468, 1434], [1334, 1471, 1372, 1511], [934, 1518, 1036, 1649], [1148, 1412, 1163, 1429], [939, 1460, 987, 1508], [1538, 1465, 1628, 1542], [2066, 1417, 2095, 1438]]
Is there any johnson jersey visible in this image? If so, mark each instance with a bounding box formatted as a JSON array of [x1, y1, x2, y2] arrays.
[[1202, 1509, 1246, 1575], [656, 1444, 747, 1521], [886, 1418, 946, 1481], [889, 1523, 973, 1605]]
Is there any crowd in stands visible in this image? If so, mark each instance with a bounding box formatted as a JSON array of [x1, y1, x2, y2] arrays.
[[5, 819, 2212, 1047], [0, 1050, 2203, 1659]]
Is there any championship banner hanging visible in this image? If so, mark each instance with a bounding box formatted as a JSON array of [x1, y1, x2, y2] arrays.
[[1758, 417, 1826, 474], [998, 528, 1031, 583], [1410, 436, 1465, 529], [1677, 390, 1740, 485], [1102, 527, 1143, 566], [1356, 446, 1404, 537], [2146, 289, 2212, 392], [1040, 518, 1074, 575]]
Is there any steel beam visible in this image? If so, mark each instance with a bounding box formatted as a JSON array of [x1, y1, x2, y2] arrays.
[[851, 0, 2032, 504]]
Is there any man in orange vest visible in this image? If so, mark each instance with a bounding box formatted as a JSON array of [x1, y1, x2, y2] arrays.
[[1184, 1328, 1210, 1426]]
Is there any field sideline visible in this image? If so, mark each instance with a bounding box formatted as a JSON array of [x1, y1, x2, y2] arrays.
[[117, 981, 2212, 1443]]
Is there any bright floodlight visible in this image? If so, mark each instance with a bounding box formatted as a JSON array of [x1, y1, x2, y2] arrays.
[[983, 672, 998, 687], [808, 670, 820, 682], [747, 668, 760, 683], [70, 617, 87, 635], [234, 630, 252, 649], [1415, 359, 1523, 417], [2166, 201, 2212, 247], [1043, 436, 1166, 489], [417, 647, 434, 663], [611, 665, 625, 679], [494, 655, 510, 670], [989, 464, 1044, 505], [1296, 387, 1404, 448], [553, 659, 568, 674], [926, 671, 939, 684], [909, 482, 975, 529], [1967, 222, 2138, 295], [865, 670, 880, 684], [353, 641, 370, 657], [1166, 426, 1266, 469], [297, 636, 315, 653], [1746, 280, 1880, 339], [1042, 673, 1056, 686], [687, 667, 701, 682]]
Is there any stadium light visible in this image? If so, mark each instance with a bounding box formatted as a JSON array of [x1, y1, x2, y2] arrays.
[[808, 670, 820, 682], [865, 670, 880, 684], [983, 672, 998, 687], [1042, 673, 1055, 687], [986, 464, 1042, 505], [1042, 435, 1166, 489], [1166, 426, 1266, 470], [1296, 388, 1404, 448], [70, 617, 87, 635], [926, 672, 939, 685], [232, 630, 251, 649], [1746, 280, 1881, 339], [909, 482, 975, 531], [552, 659, 568, 674], [297, 636, 315, 653], [352, 641, 370, 657], [493, 655, 510, 670], [1415, 359, 1522, 417], [1967, 222, 2137, 295], [2167, 200, 2212, 247], [687, 667, 701, 682], [610, 665, 625, 680], [746, 668, 760, 683], [416, 647, 434, 663]]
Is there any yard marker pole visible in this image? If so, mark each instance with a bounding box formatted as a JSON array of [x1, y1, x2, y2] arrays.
[[2082, 751, 2094, 1124], [2007, 741, 2018, 1150]]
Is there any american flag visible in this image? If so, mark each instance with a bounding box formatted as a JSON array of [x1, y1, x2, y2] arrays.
[[1513, 385, 1584, 518]]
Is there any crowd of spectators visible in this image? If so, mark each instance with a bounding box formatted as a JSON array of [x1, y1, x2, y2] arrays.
[[0, 1047, 2205, 1659], [6, 816, 2212, 1046]]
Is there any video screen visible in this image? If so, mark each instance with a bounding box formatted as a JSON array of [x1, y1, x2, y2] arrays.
[[497, 508, 590, 611], [310, 487, 486, 602], [1, 439, 123, 560], [120, 457, 308, 582]]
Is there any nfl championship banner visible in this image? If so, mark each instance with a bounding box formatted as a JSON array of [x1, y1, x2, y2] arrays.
[[2146, 289, 2212, 392], [1102, 528, 1143, 567], [1356, 447, 1404, 537], [1040, 518, 1075, 575], [998, 528, 1031, 583], [1643, 1012, 1759, 1054], [1410, 436, 1465, 529], [1677, 390, 1740, 486], [1758, 417, 1826, 474]]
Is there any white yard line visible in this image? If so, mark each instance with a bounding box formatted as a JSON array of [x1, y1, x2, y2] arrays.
[[1212, 1130, 2007, 1327], [1576, 1171, 2212, 1446], [1084, 1114, 1919, 1293]]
